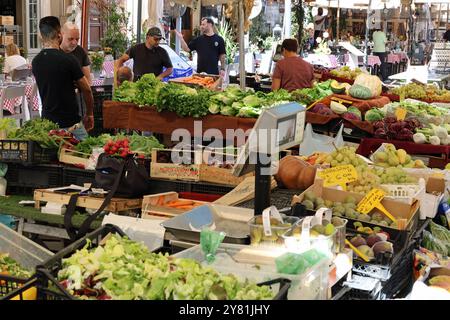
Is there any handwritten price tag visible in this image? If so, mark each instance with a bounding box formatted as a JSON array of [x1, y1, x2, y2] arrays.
[[357, 188, 397, 222], [395, 108, 407, 121], [318, 165, 358, 191]]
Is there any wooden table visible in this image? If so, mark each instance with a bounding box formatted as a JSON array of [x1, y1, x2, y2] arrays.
[[102, 101, 257, 144]]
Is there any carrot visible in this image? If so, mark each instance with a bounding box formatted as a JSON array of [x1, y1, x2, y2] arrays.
[[175, 205, 195, 210], [166, 200, 195, 208]]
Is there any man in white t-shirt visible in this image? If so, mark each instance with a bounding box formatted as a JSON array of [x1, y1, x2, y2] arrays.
[[314, 8, 326, 47], [4, 43, 27, 74]]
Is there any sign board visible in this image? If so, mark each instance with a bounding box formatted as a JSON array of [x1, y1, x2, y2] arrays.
[[357, 188, 397, 222], [318, 165, 358, 190]]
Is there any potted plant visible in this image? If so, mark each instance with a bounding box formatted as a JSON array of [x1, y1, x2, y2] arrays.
[[217, 20, 238, 85], [89, 51, 105, 78]]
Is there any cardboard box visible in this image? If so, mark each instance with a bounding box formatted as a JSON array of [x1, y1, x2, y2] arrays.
[[292, 181, 420, 231], [0, 16, 14, 25], [0, 35, 14, 45]]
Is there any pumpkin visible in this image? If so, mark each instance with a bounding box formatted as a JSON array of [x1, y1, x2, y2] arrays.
[[275, 156, 317, 189], [330, 80, 347, 94], [352, 73, 382, 98]]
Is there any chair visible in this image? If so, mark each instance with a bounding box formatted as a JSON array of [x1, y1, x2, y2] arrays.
[[27, 84, 41, 120], [11, 67, 32, 82], [0, 85, 27, 127]]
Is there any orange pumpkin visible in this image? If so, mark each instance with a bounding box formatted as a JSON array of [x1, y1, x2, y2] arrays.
[[275, 156, 317, 189]]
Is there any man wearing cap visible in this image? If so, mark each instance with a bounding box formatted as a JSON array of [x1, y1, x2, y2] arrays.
[[115, 27, 173, 83]]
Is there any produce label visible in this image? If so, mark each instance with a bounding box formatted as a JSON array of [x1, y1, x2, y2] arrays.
[[357, 188, 385, 214], [395, 108, 407, 121], [357, 188, 397, 222], [318, 165, 358, 190]]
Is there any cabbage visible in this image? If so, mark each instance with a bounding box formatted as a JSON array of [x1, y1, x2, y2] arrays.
[[242, 95, 263, 108], [365, 109, 385, 122]]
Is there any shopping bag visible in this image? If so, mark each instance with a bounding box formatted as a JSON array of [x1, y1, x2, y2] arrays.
[[299, 123, 345, 156]]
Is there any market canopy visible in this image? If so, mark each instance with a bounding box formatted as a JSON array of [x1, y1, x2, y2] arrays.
[[311, 0, 402, 9]]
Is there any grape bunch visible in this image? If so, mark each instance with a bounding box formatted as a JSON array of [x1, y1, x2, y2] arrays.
[[325, 146, 367, 169]]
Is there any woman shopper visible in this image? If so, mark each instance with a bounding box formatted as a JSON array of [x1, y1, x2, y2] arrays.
[[4, 43, 27, 75]]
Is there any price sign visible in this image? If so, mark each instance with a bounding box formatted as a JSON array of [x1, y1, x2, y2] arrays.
[[357, 188, 397, 222], [318, 165, 358, 191], [395, 108, 407, 121]]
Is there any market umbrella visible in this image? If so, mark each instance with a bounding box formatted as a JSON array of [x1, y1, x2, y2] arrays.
[[147, 0, 164, 30]]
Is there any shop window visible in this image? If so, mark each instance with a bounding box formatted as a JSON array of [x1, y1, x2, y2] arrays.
[[28, 0, 39, 49]]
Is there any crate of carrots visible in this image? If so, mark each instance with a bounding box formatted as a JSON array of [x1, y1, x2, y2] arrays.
[[169, 74, 221, 90], [141, 192, 207, 220]]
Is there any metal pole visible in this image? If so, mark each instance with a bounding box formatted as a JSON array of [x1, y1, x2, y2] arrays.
[[337, 0, 340, 43], [365, 0, 372, 68], [239, 0, 246, 90], [137, 0, 143, 44], [284, 0, 292, 38], [175, 16, 182, 54], [81, 0, 90, 50], [438, 4, 442, 41]]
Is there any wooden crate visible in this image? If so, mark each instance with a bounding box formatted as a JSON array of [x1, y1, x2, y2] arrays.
[[34, 189, 142, 213], [58, 148, 90, 168], [150, 148, 249, 186], [0, 35, 13, 45], [0, 16, 14, 25], [141, 191, 207, 220]]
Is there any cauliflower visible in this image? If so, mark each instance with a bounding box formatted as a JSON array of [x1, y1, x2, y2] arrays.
[[413, 132, 427, 144], [429, 135, 441, 146]]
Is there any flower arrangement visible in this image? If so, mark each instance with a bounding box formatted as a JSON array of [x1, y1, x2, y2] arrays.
[[103, 47, 113, 55], [89, 51, 105, 72]]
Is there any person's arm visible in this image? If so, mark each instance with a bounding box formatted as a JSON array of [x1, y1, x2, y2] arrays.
[[157, 68, 173, 80], [175, 30, 191, 53], [272, 78, 281, 91], [82, 66, 92, 85], [271, 63, 282, 91], [76, 76, 95, 131], [219, 54, 226, 77], [115, 53, 130, 86], [157, 49, 173, 80], [315, 16, 326, 25]]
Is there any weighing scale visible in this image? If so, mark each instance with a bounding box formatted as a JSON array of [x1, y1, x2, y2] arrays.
[[232, 102, 306, 215]]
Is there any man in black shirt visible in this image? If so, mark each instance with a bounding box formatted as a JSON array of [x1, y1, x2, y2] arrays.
[[176, 17, 226, 76], [115, 27, 173, 83], [32, 16, 94, 140], [60, 22, 91, 84]]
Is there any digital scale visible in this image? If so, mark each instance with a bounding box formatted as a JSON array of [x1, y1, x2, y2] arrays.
[[232, 102, 306, 215]]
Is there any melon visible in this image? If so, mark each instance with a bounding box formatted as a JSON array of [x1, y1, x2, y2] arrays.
[[330, 80, 347, 94]]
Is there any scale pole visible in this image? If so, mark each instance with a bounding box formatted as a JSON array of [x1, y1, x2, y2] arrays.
[[254, 154, 271, 216]]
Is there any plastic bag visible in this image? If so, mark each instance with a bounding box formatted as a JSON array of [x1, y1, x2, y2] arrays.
[[299, 123, 344, 156], [421, 230, 448, 256], [275, 248, 326, 275], [200, 229, 226, 263]]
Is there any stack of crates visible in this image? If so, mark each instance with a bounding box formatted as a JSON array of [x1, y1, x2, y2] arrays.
[[91, 85, 114, 137]]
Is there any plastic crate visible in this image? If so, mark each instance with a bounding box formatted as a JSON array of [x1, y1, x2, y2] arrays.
[[380, 182, 425, 205], [149, 178, 233, 195], [36, 225, 289, 300], [0, 140, 57, 165], [62, 167, 95, 186], [173, 243, 329, 300], [5, 164, 63, 190], [35, 224, 127, 300], [0, 223, 53, 299], [237, 188, 300, 210], [341, 275, 382, 300]]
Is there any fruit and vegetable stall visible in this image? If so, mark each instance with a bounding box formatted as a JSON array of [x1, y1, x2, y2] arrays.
[[1, 67, 450, 301]]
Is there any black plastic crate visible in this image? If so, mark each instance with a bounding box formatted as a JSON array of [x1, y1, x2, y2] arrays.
[[62, 167, 96, 186], [92, 85, 113, 116], [0, 274, 29, 299], [149, 178, 233, 195], [36, 224, 290, 300], [0, 140, 58, 165], [6, 164, 63, 190]]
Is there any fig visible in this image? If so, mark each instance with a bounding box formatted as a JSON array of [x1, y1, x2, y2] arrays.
[[357, 245, 375, 260], [372, 241, 394, 256], [367, 234, 383, 247], [350, 235, 367, 247], [331, 216, 345, 227]]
